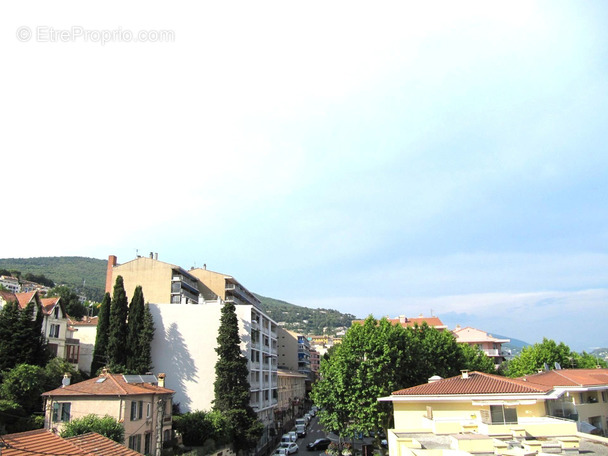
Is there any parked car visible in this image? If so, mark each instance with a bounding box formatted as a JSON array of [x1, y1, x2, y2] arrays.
[[295, 418, 307, 428], [296, 424, 306, 437], [279, 442, 299, 454], [281, 434, 293, 444], [288, 431, 297, 441], [273, 448, 288, 456], [306, 438, 331, 451]]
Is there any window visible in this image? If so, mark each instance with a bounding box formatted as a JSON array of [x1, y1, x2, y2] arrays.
[[52, 402, 71, 422], [144, 433, 152, 454], [602, 391, 607, 403], [49, 324, 60, 338], [146, 402, 151, 419], [54, 306, 60, 318], [66, 345, 79, 363], [488, 405, 517, 424], [128, 434, 142, 452], [131, 400, 144, 421]]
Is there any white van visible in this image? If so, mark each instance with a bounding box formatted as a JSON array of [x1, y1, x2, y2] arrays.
[[296, 424, 306, 437], [295, 418, 307, 428]]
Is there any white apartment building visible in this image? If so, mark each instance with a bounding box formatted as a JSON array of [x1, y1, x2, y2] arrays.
[[106, 255, 279, 443]]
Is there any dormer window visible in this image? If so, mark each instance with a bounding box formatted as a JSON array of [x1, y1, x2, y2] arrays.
[[54, 306, 60, 319]]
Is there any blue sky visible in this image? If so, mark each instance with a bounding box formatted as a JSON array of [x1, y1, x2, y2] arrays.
[[2, 1, 607, 351]]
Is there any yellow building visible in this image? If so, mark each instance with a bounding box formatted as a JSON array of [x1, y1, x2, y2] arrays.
[[379, 370, 580, 456]]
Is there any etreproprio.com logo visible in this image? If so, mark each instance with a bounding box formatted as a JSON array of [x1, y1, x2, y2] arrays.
[[16, 26, 175, 45]]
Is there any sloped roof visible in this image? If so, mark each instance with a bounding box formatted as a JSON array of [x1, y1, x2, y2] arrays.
[[1, 429, 141, 456], [352, 316, 448, 329], [452, 326, 510, 343], [1, 428, 89, 455], [522, 369, 608, 387], [0, 289, 17, 303], [66, 432, 141, 455], [41, 296, 61, 315], [15, 291, 38, 309], [70, 316, 99, 326], [42, 373, 174, 397], [391, 371, 552, 396]]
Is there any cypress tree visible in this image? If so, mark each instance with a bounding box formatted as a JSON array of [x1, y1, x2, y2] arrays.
[[107, 276, 129, 371], [0, 300, 47, 371], [213, 302, 262, 453], [126, 286, 145, 373], [91, 292, 111, 374], [137, 303, 155, 373], [0, 302, 24, 371]]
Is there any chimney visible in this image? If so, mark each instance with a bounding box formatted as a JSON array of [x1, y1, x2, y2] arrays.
[[399, 315, 406, 324], [61, 373, 71, 388], [461, 370, 469, 379], [105, 255, 117, 294], [154, 253, 158, 260], [158, 373, 166, 388], [150, 252, 153, 259]]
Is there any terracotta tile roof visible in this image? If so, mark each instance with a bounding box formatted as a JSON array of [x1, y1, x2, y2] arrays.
[[15, 291, 37, 310], [1, 428, 90, 455], [1, 429, 141, 456], [522, 368, 608, 387], [66, 432, 141, 455], [0, 289, 17, 303], [42, 373, 174, 397], [392, 371, 552, 396], [69, 316, 98, 326], [41, 296, 60, 315], [352, 316, 448, 329]]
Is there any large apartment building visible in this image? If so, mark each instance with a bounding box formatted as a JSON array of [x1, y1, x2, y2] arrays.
[[105, 254, 279, 445]]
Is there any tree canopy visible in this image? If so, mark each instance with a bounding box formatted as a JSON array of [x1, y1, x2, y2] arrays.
[[46, 285, 87, 320], [504, 338, 607, 377], [60, 414, 124, 443], [312, 317, 493, 448], [91, 292, 111, 375]]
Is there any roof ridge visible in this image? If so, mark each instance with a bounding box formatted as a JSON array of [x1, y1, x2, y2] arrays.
[[474, 371, 549, 392], [107, 373, 129, 395]]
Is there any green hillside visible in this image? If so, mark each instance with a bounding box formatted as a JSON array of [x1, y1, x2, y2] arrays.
[[0, 257, 107, 302], [255, 294, 355, 334], [0, 257, 354, 334]]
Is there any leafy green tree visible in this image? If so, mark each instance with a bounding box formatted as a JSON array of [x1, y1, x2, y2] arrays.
[[107, 276, 129, 371], [0, 364, 47, 414], [459, 343, 497, 374], [91, 292, 111, 375], [60, 414, 124, 443], [213, 301, 262, 453], [504, 338, 608, 377], [172, 410, 229, 447], [126, 286, 145, 373], [43, 357, 83, 391], [313, 318, 472, 449], [46, 285, 87, 320]]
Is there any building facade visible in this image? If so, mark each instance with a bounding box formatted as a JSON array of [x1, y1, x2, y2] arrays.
[[452, 326, 510, 367], [106, 255, 279, 447], [42, 371, 174, 455]]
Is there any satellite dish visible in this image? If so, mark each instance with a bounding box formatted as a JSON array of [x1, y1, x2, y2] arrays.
[[543, 363, 549, 371], [555, 362, 562, 370]]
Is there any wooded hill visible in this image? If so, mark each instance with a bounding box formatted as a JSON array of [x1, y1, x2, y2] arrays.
[[0, 257, 355, 334]]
